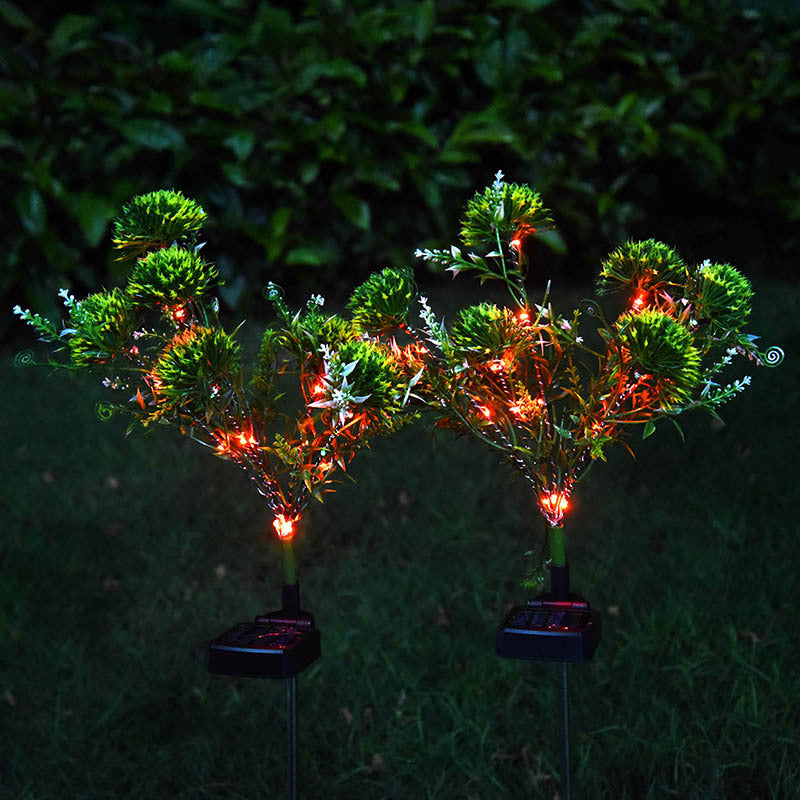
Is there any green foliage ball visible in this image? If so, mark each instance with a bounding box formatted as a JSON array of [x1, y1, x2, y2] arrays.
[[597, 239, 686, 294], [615, 309, 701, 405], [127, 246, 219, 308], [459, 180, 552, 249], [152, 327, 241, 415], [66, 289, 137, 367], [688, 261, 753, 332], [113, 190, 207, 259], [347, 267, 417, 334]]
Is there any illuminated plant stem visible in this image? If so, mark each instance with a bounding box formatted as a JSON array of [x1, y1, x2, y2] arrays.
[[549, 524, 567, 568], [282, 539, 297, 585]]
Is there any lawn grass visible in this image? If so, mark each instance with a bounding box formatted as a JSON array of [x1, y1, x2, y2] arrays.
[[2, 279, 798, 799]]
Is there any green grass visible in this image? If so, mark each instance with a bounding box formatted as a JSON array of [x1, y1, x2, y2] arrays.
[[2, 280, 798, 799]]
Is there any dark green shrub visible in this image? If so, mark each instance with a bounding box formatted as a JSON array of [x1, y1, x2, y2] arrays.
[[3, 0, 798, 338]]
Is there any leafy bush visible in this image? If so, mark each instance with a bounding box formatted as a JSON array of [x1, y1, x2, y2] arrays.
[[3, 0, 798, 336]]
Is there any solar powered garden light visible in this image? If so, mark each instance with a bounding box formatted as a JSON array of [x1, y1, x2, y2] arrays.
[[14, 189, 419, 800], [398, 171, 783, 799]]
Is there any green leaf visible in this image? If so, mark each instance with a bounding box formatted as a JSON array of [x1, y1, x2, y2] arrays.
[[122, 119, 185, 151], [294, 59, 367, 93], [333, 192, 371, 230], [385, 120, 438, 148], [47, 14, 98, 58], [642, 420, 656, 439], [15, 187, 46, 235], [536, 228, 567, 255], [491, 0, 555, 8], [414, 0, 435, 41], [222, 162, 252, 188], [271, 207, 292, 239], [668, 417, 686, 442], [71, 191, 118, 247], [224, 129, 255, 161], [285, 244, 337, 267], [0, 1, 33, 29]]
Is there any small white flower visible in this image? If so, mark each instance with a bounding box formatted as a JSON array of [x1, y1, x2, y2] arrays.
[[58, 288, 76, 307]]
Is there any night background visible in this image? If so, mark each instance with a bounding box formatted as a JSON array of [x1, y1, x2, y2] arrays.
[[2, 1, 799, 798]]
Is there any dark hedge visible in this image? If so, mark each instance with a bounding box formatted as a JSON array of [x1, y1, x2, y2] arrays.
[[2, 0, 798, 335]]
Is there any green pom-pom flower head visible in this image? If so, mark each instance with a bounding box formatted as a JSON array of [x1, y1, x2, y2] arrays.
[[126, 246, 219, 309], [597, 239, 686, 296], [347, 267, 417, 334], [151, 326, 241, 416], [459, 173, 552, 249], [687, 260, 752, 333], [449, 303, 525, 360], [301, 311, 359, 350], [66, 289, 137, 367], [338, 340, 405, 416], [614, 309, 701, 406], [309, 339, 409, 433], [113, 190, 207, 260]]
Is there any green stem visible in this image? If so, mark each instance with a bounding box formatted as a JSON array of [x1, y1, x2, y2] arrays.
[[282, 539, 296, 585], [549, 524, 566, 567]]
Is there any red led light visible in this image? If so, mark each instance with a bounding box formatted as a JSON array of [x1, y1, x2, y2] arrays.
[[510, 238, 522, 250], [237, 431, 258, 447], [541, 492, 569, 514], [631, 291, 648, 310], [273, 514, 296, 540], [478, 405, 493, 419], [517, 309, 530, 324], [171, 306, 187, 323]]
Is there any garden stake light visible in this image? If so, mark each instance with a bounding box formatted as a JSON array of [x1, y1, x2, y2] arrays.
[[405, 172, 783, 797], [14, 189, 418, 800]]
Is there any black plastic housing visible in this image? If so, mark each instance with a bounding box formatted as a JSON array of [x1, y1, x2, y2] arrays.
[[495, 563, 602, 663], [205, 583, 321, 679], [495, 596, 601, 663]]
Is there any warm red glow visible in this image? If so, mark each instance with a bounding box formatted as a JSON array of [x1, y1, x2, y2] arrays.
[[517, 309, 530, 324], [478, 405, 493, 419], [130, 345, 139, 356], [273, 514, 296, 540], [631, 291, 648, 310], [237, 431, 258, 447], [541, 491, 569, 514], [312, 380, 325, 396], [171, 306, 187, 323], [488, 359, 504, 373], [509, 403, 522, 416], [510, 238, 522, 250]]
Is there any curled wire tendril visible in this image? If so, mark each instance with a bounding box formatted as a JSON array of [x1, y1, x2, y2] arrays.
[[579, 299, 601, 318], [763, 345, 785, 367], [96, 402, 116, 421], [13, 350, 36, 368]]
